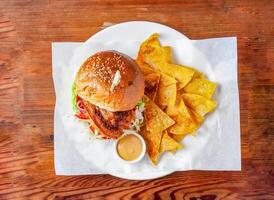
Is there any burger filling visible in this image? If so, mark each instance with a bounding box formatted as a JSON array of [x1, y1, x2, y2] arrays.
[[73, 82, 145, 139]]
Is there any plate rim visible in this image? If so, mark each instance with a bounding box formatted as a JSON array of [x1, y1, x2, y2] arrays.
[[87, 20, 189, 42]]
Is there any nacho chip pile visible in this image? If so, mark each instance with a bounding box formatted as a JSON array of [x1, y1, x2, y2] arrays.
[[137, 33, 218, 165]]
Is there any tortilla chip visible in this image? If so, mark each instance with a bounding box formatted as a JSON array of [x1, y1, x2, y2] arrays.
[[176, 67, 205, 90], [137, 60, 156, 75], [156, 73, 177, 106], [136, 50, 156, 75], [138, 33, 195, 87], [169, 133, 187, 143], [160, 131, 183, 154], [182, 93, 217, 116], [156, 83, 176, 106], [162, 64, 195, 87], [169, 115, 197, 135], [187, 108, 204, 135], [193, 71, 204, 79], [144, 72, 160, 101], [145, 60, 195, 88], [162, 46, 173, 63], [167, 96, 199, 135], [166, 95, 184, 117], [188, 108, 204, 125], [141, 33, 161, 49], [159, 105, 167, 111], [139, 33, 172, 63], [183, 77, 217, 98], [160, 73, 177, 86], [185, 66, 205, 79], [138, 34, 162, 66], [144, 45, 173, 65], [140, 129, 162, 165], [144, 96, 175, 133], [136, 45, 157, 76], [177, 82, 185, 90]]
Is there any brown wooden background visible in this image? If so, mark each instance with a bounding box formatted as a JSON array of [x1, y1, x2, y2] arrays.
[[1, 0, 274, 199]]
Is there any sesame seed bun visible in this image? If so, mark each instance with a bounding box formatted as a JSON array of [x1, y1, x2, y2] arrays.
[[75, 51, 144, 112]]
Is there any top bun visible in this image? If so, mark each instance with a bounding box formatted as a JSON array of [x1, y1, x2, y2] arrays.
[[75, 51, 144, 112]]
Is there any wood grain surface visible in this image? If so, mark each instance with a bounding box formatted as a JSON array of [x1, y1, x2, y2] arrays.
[[0, 0, 274, 199]]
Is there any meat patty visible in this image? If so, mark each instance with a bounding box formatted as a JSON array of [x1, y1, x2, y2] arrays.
[[82, 100, 135, 139]]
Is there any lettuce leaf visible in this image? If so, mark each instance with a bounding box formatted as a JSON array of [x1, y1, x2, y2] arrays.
[[136, 97, 145, 109], [72, 82, 78, 113]]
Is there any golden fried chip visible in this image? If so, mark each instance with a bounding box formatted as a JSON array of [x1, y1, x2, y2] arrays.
[[163, 64, 195, 87], [139, 33, 172, 63], [136, 59, 155, 75], [148, 62, 195, 88], [182, 93, 217, 116], [156, 73, 177, 106], [177, 82, 185, 90], [143, 45, 173, 64], [159, 105, 166, 111], [160, 131, 183, 154], [166, 96, 184, 117], [138, 33, 161, 64], [162, 46, 173, 63], [157, 83, 176, 106], [141, 33, 161, 48], [138, 33, 195, 87], [185, 66, 205, 79], [169, 133, 187, 143], [160, 73, 177, 86], [167, 96, 199, 135], [188, 108, 204, 135], [193, 71, 204, 79], [141, 129, 162, 165], [144, 96, 175, 133], [188, 108, 204, 125], [169, 116, 198, 136], [176, 68, 205, 90], [183, 77, 217, 98], [136, 43, 157, 76], [144, 72, 160, 101], [140, 40, 194, 86]]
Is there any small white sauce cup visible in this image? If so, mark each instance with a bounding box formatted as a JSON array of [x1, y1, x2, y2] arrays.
[[115, 130, 146, 164]]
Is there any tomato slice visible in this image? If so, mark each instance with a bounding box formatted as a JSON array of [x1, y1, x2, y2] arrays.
[[75, 113, 89, 120], [75, 95, 87, 114], [77, 99, 85, 110], [76, 95, 81, 102], [89, 125, 95, 132]]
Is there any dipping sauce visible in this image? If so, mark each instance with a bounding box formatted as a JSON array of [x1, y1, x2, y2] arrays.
[[117, 134, 143, 161]]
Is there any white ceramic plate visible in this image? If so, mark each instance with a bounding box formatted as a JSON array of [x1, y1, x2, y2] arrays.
[[62, 21, 215, 180]]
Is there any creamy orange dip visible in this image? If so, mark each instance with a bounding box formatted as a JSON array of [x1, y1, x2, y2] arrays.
[[117, 134, 143, 161]]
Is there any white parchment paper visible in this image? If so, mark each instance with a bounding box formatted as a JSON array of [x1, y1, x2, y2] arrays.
[[52, 22, 241, 179]]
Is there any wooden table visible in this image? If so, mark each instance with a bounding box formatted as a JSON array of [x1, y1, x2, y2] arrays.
[[1, 0, 273, 199]]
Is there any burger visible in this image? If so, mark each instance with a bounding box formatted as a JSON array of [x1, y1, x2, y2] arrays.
[[72, 51, 145, 139]]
